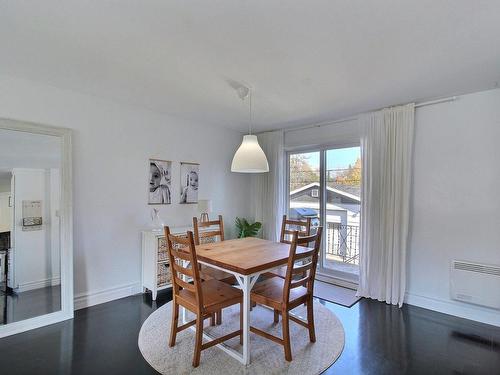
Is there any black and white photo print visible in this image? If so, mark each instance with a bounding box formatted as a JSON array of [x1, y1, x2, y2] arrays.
[[180, 162, 199, 204], [149, 159, 172, 204]]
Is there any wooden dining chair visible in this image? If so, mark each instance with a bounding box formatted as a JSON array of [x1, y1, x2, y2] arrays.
[[264, 214, 313, 279], [193, 215, 236, 325], [192, 215, 235, 284], [280, 214, 312, 244], [193, 214, 225, 244], [250, 227, 323, 362], [164, 226, 243, 367]]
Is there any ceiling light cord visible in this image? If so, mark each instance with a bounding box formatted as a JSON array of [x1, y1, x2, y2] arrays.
[[238, 85, 252, 135], [231, 83, 269, 173], [249, 90, 252, 135]]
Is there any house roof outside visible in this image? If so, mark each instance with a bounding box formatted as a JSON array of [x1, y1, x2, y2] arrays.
[[328, 183, 361, 199], [290, 201, 347, 212], [290, 182, 360, 202]]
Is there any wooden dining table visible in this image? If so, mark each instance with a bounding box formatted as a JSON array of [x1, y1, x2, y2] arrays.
[[181, 237, 313, 365]]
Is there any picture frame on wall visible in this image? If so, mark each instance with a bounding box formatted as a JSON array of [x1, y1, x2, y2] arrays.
[[149, 159, 172, 205], [180, 162, 199, 204]]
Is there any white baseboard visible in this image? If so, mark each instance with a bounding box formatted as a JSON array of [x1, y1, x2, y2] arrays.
[[74, 282, 142, 310], [16, 276, 61, 292], [405, 292, 500, 327]]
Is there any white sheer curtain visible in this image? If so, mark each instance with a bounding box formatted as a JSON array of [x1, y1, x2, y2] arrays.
[[357, 104, 415, 307], [251, 130, 285, 241]]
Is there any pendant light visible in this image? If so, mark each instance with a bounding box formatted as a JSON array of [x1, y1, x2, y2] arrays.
[[231, 85, 269, 173]]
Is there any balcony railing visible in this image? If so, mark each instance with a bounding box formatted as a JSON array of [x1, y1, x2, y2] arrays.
[[326, 223, 360, 265]]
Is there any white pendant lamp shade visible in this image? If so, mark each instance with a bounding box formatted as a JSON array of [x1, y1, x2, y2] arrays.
[[231, 135, 269, 173], [230, 83, 269, 173]]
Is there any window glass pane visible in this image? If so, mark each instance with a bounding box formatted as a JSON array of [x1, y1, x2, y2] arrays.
[[324, 147, 361, 276], [288, 151, 320, 230]]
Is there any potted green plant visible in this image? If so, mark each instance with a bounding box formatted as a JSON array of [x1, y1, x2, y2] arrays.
[[235, 217, 262, 238]]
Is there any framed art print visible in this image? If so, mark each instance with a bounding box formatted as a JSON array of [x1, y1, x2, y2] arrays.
[[149, 159, 172, 205], [180, 162, 199, 204]]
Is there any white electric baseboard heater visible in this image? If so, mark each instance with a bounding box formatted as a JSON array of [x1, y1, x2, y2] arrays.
[[451, 260, 500, 309]]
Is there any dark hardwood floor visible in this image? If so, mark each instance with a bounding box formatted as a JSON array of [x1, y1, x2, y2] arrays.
[[1, 285, 61, 325], [0, 289, 499, 374]]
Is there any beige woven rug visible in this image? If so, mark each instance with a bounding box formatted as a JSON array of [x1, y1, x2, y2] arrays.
[[138, 300, 344, 374]]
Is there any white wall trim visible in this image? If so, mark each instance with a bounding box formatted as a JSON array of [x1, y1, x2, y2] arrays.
[[405, 292, 500, 327], [16, 276, 61, 292], [0, 310, 73, 339], [74, 282, 143, 310]]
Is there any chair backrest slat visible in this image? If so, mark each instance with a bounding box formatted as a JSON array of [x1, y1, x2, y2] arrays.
[[174, 275, 196, 292], [170, 248, 192, 261], [285, 218, 310, 227], [193, 215, 225, 245], [198, 230, 223, 239], [198, 219, 222, 227], [291, 261, 313, 275], [170, 234, 192, 245], [283, 229, 309, 237], [280, 215, 312, 244], [290, 275, 309, 289], [172, 261, 194, 278], [283, 227, 323, 304], [164, 226, 204, 312], [296, 233, 317, 245], [293, 249, 316, 261]]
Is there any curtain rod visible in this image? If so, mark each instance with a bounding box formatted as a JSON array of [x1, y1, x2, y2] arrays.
[[283, 95, 457, 134], [415, 96, 457, 108]]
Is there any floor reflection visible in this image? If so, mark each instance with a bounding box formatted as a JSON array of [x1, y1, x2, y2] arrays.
[[322, 297, 500, 374], [0, 285, 61, 324], [0, 290, 499, 374]]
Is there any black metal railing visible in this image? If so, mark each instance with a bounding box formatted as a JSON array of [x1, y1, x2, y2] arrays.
[[326, 223, 359, 265]]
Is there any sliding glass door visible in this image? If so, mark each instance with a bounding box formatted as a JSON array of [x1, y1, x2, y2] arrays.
[[287, 146, 361, 284], [323, 147, 361, 282]]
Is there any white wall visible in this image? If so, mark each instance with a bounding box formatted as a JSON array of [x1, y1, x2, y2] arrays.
[[0, 75, 251, 307], [0, 176, 10, 192], [12, 168, 61, 291], [284, 119, 359, 150], [284, 88, 500, 326], [0, 192, 12, 232], [406, 89, 500, 326], [49, 168, 61, 288]]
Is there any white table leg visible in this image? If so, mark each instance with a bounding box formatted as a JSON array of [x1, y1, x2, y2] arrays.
[[235, 274, 260, 365], [178, 258, 269, 365]]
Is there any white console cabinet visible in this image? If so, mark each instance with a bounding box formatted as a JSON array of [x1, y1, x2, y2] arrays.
[[141, 226, 215, 300]]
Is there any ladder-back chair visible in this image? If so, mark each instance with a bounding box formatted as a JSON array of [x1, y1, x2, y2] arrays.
[[164, 226, 243, 367], [280, 215, 312, 244], [264, 215, 313, 279], [193, 215, 236, 324], [250, 227, 323, 362]]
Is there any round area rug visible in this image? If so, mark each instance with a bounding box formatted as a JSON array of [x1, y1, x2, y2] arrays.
[[138, 300, 344, 374]]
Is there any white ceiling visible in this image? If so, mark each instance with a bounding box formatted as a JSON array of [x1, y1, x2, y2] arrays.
[[1, 1, 499, 132]]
